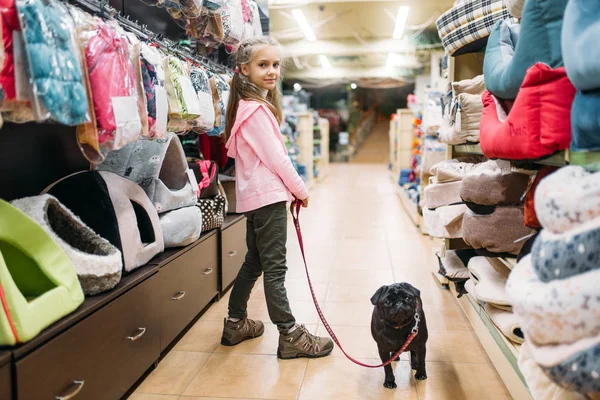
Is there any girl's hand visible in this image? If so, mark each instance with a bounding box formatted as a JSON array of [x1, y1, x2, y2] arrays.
[[300, 196, 309, 208]]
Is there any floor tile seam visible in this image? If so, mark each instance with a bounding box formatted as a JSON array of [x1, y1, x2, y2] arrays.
[[178, 350, 218, 397]]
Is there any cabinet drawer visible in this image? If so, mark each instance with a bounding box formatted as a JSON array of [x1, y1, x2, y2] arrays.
[[221, 218, 247, 292], [160, 234, 218, 350], [16, 273, 161, 400], [0, 363, 11, 400]]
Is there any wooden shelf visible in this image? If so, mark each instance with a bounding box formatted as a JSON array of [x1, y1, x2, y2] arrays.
[[397, 186, 420, 228], [453, 143, 484, 155], [497, 257, 517, 270]]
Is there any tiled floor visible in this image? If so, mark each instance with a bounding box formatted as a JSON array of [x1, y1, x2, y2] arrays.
[[131, 126, 511, 400]]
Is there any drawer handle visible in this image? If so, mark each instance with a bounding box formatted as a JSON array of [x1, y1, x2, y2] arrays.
[[172, 291, 186, 301], [203, 268, 214, 275], [56, 380, 84, 400], [228, 250, 237, 257], [127, 327, 147, 341]]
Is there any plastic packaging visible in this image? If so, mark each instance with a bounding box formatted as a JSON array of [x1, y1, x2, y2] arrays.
[[140, 43, 168, 139], [241, 0, 262, 39], [125, 33, 149, 137], [190, 66, 215, 132], [165, 55, 201, 133], [206, 72, 230, 136], [16, 0, 90, 125], [85, 22, 141, 150], [221, 0, 244, 45]]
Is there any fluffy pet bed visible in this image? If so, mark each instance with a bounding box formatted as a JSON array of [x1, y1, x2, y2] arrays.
[[529, 336, 600, 395], [570, 89, 600, 151], [160, 206, 202, 248], [480, 64, 575, 161], [460, 160, 530, 212], [468, 256, 512, 309], [483, 0, 568, 99], [424, 181, 463, 210], [98, 132, 198, 213], [462, 207, 535, 256], [484, 303, 524, 344], [45, 171, 164, 272], [422, 204, 468, 239], [507, 255, 600, 345], [11, 195, 122, 296], [535, 166, 600, 233], [429, 157, 483, 183], [0, 199, 84, 345], [436, 249, 478, 280]]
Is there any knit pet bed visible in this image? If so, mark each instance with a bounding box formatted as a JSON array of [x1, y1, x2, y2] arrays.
[[460, 160, 530, 212], [507, 255, 600, 345], [45, 171, 164, 272], [463, 207, 534, 256], [160, 205, 202, 248], [422, 204, 468, 239], [424, 181, 463, 210], [0, 199, 84, 345], [11, 195, 122, 296], [534, 166, 600, 233], [429, 157, 484, 183], [484, 303, 524, 344], [570, 89, 600, 151], [98, 132, 198, 213], [528, 335, 600, 394], [468, 256, 512, 309]]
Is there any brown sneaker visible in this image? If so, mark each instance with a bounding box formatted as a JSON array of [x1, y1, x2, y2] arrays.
[[278, 325, 334, 359], [221, 318, 265, 346]]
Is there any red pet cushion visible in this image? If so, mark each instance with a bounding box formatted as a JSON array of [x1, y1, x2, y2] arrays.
[[480, 64, 575, 161]]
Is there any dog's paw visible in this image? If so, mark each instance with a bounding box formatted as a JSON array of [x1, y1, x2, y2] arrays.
[[411, 361, 418, 370], [383, 380, 397, 389], [415, 373, 427, 380]]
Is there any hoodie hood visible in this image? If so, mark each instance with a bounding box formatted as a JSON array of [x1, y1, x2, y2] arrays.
[[226, 99, 281, 159]]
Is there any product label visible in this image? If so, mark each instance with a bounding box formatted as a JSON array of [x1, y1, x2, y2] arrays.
[[180, 79, 202, 116]]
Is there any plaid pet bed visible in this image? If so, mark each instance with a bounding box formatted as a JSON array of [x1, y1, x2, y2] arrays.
[[436, 0, 514, 56]]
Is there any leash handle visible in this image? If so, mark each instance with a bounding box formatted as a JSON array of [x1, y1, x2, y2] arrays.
[[290, 200, 418, 368]]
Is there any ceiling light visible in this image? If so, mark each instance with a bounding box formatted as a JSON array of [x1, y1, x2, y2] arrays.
[[350, 83, 357, 90], [293, 83, 302, 92], [319, 55, 331, 69], [393, 6, 410, 39], [292, 9, 316, 42], [386, 52, 398, 69]]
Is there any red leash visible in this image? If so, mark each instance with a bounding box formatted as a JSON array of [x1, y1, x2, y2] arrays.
[[290, 201, 419, 368]]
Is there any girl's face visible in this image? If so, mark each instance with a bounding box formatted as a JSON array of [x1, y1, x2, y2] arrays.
[[241, 44, 281, 91]]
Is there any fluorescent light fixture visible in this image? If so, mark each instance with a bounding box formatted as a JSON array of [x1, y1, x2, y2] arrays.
[[393, 6, 409, 39], [292, 9, 316, 42], [386, 52, 398, 69], [293, 83, 302, 92], [319, 55, 331, 69], [350, 83, 357, 90]]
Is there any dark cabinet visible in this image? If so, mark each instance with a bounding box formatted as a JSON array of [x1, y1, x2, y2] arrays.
[[0, 356, 11, 400], [220, 217, 247, 293]]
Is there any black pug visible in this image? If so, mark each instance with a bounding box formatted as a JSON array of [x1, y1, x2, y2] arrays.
[[370, 283, 428, 389]]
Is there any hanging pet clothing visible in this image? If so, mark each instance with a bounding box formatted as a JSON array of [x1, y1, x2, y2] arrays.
[[124, 33, 150, 137], [44, 171, 164, 273], [98, 132, 198, 213], [140, 43, 168, 139], [190, 66, 216, 132], [220, 0, 244, 45], [165, 55, 202, 132], [206, 73, 230, 136], [197, 194, 226, 232], [16, 0, 90, 125], [0, 199, 84, 346], [160, 206, 202, 248], [11, 194, 122, 296]]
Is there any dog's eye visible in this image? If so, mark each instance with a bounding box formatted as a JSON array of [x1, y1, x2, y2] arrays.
[[405, 297, 410, 302]]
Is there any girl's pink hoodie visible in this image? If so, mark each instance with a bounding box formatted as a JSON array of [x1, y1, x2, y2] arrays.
[[226, 99, 308, 213]]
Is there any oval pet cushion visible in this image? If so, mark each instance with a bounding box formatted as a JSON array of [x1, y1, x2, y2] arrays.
[[468, 256, 512, 308], [160, 206, 202, 248], [534, 166, 600, 233], [483, 0, 568, 99], [480, 64, 575, 161], [11, 195, 122, 296], [424, 181, 463, 210], [45, 171, 164, 272], [429, 158, 484, 183], [485, 304, 524, 344], [507, 255, 600, 345], [422, 204, 468, 239]]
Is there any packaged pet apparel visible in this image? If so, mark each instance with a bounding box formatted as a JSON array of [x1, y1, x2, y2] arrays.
[[206, 72, 231, 136], [190, 66, 215, 132], [124, 33, 149, 138], [221, 0, 244, 45], [165, 55, 202, 133], [15, 0, 90, 125], [241, 0, 262, 39], [140, 43, 168, 139], [85, 22, 142, 151]]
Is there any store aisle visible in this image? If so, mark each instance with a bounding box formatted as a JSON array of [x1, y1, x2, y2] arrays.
[[130, 164, 510, 400], [351, 119, 390, 164]]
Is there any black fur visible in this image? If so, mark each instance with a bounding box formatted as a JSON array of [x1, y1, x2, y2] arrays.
[[370, 283, 428, 389]]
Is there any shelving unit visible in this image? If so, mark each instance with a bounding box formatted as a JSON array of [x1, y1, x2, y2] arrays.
[[397, 186, 421, 227], [389, 109, 415, 182], [314, 118, 330, 181]]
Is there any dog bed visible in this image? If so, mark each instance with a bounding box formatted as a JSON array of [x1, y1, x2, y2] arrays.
[[524, 167, 559, 229], [160, 206, 202, 248], [436, 249, 477, 280], [460, 160, 530, 212], [570, 90, 600, 151], [422, 204, 468, 239], [429, 157, 483, 183], [198, 194, 226, 232], [485, 304, 524, 344], [483, 0, 569, 99], [531, 217, 600, 283], [436, 0, 514, 56], [507, 255, 600, 345], [45, 171, 164, 272], [98, 133, 198, 213], [468, 256, 512, 309], [534, 166, 600, 233], [439, 92, 484, 145], [11, 195, 122, 296], [480, 64, 575, 161], [528, 336, 600, 395], [462, 207, 534, 256], [0, 199, 84, 345], [424, 181, 463, 210], [562, 0, 600, 91]]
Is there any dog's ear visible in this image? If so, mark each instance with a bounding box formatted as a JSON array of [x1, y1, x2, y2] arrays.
[[370, 286, 389, 305], [403, 283, 421, 298]]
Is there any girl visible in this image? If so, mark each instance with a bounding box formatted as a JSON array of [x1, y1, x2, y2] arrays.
[[221, 36, 333, 359]]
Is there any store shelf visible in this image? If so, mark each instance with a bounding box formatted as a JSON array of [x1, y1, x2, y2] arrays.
[[569, 150, 600, 166], [453, 143, 483, 155], [497, 257, 517, 270], [444, 237, 471, 250], [397, 186, 420, 228]]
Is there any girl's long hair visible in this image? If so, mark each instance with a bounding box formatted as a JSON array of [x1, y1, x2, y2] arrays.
[[224, 36, 284, 142]]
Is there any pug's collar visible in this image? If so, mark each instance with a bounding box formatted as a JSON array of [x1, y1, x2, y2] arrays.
[[388, 303, 421, 331]]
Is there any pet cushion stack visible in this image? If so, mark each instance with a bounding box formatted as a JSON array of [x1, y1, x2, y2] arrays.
[[439, 75, 486, 145], [562, 0, 600, 151], [460, 160, 535, 256], [98, 133, 202, 248], [507, 166, 600, 396]]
